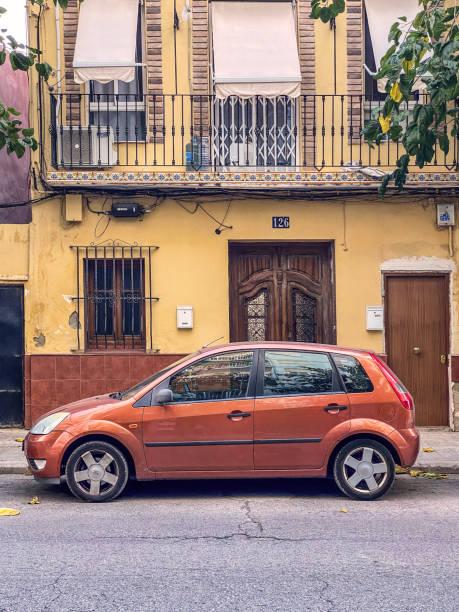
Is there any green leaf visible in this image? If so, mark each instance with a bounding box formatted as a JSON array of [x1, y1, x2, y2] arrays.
[[438, 132, 449, 155], [0, 50, 5, 66], [7, 107, 20, 116], [22, 128, 34, 137], [35, 62, 53, 80]]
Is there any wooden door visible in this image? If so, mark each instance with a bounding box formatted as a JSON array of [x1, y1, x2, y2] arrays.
[[385, 274, 449, 426], [229, 243, 335, 344]]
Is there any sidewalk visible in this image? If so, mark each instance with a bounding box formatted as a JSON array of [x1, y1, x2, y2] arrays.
[[0, 427, 458, 475]]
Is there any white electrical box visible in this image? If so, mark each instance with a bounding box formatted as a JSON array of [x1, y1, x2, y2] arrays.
[[177, 306, 193, 329], [366, 306, 383, 331], [437, 203, 455, 226]]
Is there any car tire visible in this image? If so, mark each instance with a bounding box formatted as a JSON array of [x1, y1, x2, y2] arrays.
[[65, 440, 129, 503], [333, 438, 395, 501]]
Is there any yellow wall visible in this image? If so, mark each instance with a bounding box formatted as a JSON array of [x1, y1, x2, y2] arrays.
[[0, 225, 29, 281], [23, 194, 458, 356]]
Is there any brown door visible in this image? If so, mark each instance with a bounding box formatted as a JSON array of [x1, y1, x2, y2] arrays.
[[385, 274, 449, 426], [229, 242, 335, 343]]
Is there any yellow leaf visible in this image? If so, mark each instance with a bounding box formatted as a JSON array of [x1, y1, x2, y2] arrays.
[[28, 497, 39, 505], [340, 508, 348, 513], [0, 508, 20, 516], [379, 114, 391, 134], [15, 437, 24, 443], [396, 465, 410, 474], [409, 469, 422, 477], [422, 448, 435, 452], [390, 82, 403, 103], [403, 59, 414, 74]]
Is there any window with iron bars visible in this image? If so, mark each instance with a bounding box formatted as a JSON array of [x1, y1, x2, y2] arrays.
[[71, 244, 158, 351]]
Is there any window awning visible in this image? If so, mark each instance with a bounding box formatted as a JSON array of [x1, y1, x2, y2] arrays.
[[364, 0, 424, 92], [73, 0, 139, 84], [211, 1, 302, 99]]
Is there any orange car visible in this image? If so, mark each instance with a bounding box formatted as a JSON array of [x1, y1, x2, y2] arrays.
[[24, 342, 419, 502]]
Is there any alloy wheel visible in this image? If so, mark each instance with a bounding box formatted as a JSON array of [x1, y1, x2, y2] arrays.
[[342, 446, 388, 494]]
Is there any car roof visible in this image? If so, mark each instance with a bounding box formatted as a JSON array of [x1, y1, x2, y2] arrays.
[[199, 341, 373, 357]]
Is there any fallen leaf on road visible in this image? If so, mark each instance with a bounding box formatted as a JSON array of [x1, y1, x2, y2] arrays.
[[396, 466, 410, 474], [0, 508, 20, 516], [15, 438, 24, 443], [24, 470, 32, 476], [409, 470, 448, 479], [28, 497, 39, 505], [422, 448, 435, 452], [340, 508, 348, 513]]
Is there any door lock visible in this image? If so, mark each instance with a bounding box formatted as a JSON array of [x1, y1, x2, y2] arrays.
[[440, 354, 447, 365], [413, 347, 421, 355]]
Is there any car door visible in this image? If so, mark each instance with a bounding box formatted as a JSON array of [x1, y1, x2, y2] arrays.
[[254, 349, 350, 470], [142, 350, 256, 472]]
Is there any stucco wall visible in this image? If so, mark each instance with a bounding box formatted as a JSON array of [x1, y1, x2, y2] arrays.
[[24, 194, 458, 356]]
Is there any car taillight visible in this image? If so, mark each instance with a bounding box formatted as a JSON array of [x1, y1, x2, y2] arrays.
[[370, 354, 414, 411]]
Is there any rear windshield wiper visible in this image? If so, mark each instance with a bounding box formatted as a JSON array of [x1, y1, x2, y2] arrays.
[[109, 391, 123, 400]]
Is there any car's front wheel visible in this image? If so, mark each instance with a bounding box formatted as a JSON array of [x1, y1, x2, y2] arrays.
[[333, 438, 395, 500], [65, 440, 129, 502]]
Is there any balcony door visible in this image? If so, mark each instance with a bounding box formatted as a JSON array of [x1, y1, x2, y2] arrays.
[[212, 97, 297, 169], [229, 243, 336, 343]]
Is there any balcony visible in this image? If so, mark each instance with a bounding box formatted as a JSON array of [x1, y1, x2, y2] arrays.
[[45, 94, 458, 190]]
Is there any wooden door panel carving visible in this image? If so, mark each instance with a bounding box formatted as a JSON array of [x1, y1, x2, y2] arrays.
[[229, 243, 335, 344]]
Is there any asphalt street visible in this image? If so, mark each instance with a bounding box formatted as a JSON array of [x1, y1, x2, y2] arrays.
[[0, 474, 458, 612]]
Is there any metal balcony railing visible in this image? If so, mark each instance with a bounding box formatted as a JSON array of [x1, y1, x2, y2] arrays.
[[48, 93, 458, 172]]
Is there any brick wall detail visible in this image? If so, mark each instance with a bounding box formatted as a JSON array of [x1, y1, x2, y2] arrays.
[[24, 353, 184, 428], [192, 0, 210, 133], [145, 0, 164, 142], [297, 0, 316, 166], [347, 0, 363, 143]]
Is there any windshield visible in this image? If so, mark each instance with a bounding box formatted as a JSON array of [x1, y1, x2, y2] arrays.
[[119, 351, 201, 400]]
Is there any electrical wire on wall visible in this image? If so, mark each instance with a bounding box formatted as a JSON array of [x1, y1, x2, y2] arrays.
[[173, 197, 233, 234]]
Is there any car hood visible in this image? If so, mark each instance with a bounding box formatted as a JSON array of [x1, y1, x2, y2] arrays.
[[32, 394, 119, 425]]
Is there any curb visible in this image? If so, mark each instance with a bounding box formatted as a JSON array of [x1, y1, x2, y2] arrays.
[[0, 465, 29, 475]]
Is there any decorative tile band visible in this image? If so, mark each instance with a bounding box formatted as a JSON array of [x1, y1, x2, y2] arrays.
[[46, 170, 458, 186]]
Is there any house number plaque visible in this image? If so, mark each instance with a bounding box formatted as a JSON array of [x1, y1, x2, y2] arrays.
[[272, 216, 290, 229]]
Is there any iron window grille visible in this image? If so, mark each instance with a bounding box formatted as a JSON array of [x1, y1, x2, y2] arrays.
[[71, 242, 159, 351]]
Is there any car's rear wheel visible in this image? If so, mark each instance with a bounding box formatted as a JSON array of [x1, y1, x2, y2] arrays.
[[333, 438, 395, 501], [65, 440, 129, 502]]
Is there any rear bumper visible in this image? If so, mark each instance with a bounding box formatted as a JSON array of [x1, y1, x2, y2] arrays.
[[389, 427, 420, 466], [23, 430, 74, 479]]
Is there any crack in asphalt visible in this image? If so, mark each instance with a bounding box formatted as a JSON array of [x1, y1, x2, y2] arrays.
[[239, 500, 264, 534], [42, 567, 67, 612]]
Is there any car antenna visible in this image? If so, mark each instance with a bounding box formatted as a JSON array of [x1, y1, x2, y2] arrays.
[[202, 336, 224, 349]]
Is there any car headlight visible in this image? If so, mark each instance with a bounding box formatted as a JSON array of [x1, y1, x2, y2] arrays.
[[30, 412, 70, 435]]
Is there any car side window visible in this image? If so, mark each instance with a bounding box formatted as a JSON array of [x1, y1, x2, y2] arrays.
[[169, 351, 254, 402], [331, 353, 374, 393], [263, 350, 333, 396]]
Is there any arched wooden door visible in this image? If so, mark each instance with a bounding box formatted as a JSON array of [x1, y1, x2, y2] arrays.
[[229, 243, 335, 343]]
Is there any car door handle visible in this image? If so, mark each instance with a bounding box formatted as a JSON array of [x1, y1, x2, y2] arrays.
[[324, 404, 348, 412], [227, 411, 251, 420]]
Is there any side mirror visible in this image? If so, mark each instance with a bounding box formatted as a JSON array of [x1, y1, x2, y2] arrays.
[[154, 388, 173, 405]]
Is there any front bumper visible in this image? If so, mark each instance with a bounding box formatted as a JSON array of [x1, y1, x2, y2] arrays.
[[23, 430, 74, 479]]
